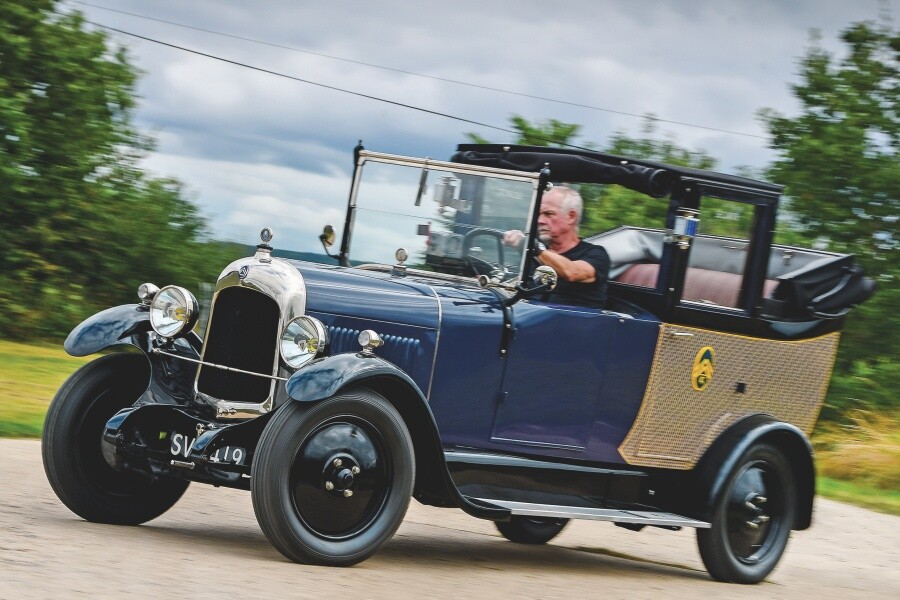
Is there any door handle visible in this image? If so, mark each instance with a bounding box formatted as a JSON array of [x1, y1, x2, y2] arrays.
[[668, 331, 695, 338]]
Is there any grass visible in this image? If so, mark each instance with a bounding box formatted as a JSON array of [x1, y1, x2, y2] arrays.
[[1, 339, 897, 514], [0, 340, 94, 437], [817, 477, 900, 515], [812, 409, 900, 515]]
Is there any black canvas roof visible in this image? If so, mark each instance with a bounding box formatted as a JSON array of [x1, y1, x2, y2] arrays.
[[452, 144, 783, 199]]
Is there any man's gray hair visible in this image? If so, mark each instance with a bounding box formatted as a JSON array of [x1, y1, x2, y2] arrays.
[[554, 184, 583, 225]]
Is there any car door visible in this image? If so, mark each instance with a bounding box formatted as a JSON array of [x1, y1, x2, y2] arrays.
[[491, 301, 619, 452]]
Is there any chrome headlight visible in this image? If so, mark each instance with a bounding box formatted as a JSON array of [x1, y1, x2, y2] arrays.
[[149, 285, 199, 338], [280, 316, 328, 369]]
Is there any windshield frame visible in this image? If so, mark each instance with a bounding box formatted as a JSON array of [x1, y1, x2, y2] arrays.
[[338, 149, 547, 284]]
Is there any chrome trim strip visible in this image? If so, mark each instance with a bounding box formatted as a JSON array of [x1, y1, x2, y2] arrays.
[[489, 437, 585, 451], [473, 499, 711, 529], [425, 283, 442, 401], [153, 348, 289, 382], [444, 451, 643, 476], [357, 150, 543, 182]]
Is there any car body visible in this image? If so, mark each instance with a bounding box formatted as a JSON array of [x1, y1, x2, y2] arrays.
[[43, 143, 875, 583]]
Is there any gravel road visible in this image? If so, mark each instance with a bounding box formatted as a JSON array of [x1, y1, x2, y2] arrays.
[[1, 439, 897, 600]]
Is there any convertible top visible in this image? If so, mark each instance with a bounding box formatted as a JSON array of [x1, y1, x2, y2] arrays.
[[452, 144, 783, 199]]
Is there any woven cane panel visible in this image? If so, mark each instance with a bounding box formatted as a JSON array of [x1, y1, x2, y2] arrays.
[[619, 325, 839, 470]]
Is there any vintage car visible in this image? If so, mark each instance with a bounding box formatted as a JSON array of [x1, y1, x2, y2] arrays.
[[43, 143, 874, 584]]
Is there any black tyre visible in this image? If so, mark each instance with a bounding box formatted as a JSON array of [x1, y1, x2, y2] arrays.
[[697, 443, 796, 584], [42, 353, 189, 525], [496, 516, 569, 544], [251, 387, 414, 566]]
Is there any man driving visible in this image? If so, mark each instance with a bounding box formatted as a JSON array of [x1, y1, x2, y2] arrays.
[[503, 185, 609, 308]]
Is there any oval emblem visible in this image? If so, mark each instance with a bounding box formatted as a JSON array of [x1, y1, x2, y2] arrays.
[[691, 346, 715, 391], [238, 266, 249, 280]]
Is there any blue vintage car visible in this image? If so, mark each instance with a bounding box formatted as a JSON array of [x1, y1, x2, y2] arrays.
[[43, 144, 874, 584]]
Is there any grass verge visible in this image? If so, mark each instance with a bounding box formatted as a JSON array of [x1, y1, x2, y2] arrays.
[[812, 408, 899, 515], [817, 477, 900, 516], [0, 340, 93, 437]]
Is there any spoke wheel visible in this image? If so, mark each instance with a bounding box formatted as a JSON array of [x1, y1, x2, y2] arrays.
[[697, 443, 795, 584], [252, 388, 414, 566], [42, 353, 189, 525], [496, 516, 569, 544]]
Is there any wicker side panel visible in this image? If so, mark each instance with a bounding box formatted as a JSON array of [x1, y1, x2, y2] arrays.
[[618, 325, 840, 470]]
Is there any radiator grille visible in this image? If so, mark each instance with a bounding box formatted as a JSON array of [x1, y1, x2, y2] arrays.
[[197, 286, 280, 403]]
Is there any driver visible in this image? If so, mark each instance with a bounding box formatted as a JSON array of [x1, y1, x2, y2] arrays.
[[503, 185, 609, 308]]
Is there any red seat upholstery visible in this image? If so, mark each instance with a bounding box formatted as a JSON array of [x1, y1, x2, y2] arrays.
[[615, 264, 778, 308]]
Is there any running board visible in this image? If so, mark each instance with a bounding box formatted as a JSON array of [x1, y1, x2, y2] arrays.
[[472, 498, 710, 529]]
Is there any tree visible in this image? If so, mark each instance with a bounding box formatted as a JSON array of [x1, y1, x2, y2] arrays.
[[583, 119, 717, 235], [0, 1, 233, 339], [467, 114, 583, 147], [760, 21, 899, 412]]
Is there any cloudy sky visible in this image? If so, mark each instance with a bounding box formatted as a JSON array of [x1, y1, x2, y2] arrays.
[[62, 0, 893, 252]]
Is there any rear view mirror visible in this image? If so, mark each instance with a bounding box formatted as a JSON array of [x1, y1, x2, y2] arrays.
[[320, 225, 335, 248], [320, 225, 339, 263]]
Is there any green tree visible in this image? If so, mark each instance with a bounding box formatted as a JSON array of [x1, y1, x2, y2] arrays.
[[760, 21, 899, 412], [582, 119, 717, 235], [467, 114, 583, 147], [0, 1, 233, 339]]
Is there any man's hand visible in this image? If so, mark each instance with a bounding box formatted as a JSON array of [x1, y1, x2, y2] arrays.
[[502, 229, 526, 248]]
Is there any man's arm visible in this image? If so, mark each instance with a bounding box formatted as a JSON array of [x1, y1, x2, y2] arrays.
[[536, 250, 597, 282]]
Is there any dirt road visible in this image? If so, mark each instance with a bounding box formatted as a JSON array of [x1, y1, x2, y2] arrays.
[[1, 439, 897, 600]]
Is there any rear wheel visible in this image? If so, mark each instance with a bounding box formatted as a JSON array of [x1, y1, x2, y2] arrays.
[[42, 353, 189, 525], [496, 516, 569, 544], [697, 443, 795, 584], [252, 388, 414, 566]]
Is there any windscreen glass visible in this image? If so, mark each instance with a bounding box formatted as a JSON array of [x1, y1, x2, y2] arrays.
[[348, 158, 538, 280]]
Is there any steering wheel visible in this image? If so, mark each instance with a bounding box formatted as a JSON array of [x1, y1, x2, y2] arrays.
[[461, 228, 511, 279]]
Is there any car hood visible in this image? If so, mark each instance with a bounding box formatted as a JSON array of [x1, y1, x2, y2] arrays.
[[292, 261, 447, 328]]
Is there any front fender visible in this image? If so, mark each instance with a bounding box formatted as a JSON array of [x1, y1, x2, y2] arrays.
[[64, 304, 152, 356], [285, 353, 423, 402], [64, 304, 202, 357], [694, 415, 815, 530], [64, 304, 203, 409], [285, 353, 509, 522]]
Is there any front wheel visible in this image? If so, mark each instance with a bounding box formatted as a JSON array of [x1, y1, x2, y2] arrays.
[[42, 353, 189, 525], [251, 388, 415, 566], [697, 443, 796, 584], [496, 516, 569, 544]]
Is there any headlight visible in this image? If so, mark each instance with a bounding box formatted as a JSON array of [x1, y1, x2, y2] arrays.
[[149, 285, 199, 338], [280, 316, 328, 369]]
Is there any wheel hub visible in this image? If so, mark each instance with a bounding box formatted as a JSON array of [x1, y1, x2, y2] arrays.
[[289, 419, 390, 538], [743, 493, 770, 530], [726, 464, 779, 563], [322, 455, 362, 496]]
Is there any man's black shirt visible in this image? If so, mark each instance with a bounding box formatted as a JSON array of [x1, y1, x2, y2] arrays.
[[544, 240, 609, 308]]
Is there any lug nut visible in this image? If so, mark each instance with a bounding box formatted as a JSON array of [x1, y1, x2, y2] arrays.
[[325, 481, 334, 491], [351, 466, 360, 475], [756, 495, 768, 504], [758, 515, 770, 523], [333, 458, 343, 468], [745, 520, 759, 530], [343, 489, 353, 498]]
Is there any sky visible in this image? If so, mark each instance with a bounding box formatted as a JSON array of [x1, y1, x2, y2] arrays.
[[61, 0, 894, 253]]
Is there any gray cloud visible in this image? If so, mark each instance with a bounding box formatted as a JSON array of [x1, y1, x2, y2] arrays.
[[63, 0, 890, 251]]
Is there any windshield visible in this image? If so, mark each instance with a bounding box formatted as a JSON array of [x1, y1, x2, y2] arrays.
[[344, 152, 541, 280]]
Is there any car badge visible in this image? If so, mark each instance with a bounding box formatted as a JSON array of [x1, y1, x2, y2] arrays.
[[691, 346, 715, 391], [239, 266, 249, 280]]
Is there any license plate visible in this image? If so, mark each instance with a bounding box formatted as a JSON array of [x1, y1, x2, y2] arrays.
[[169, 432, 247, 465]]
